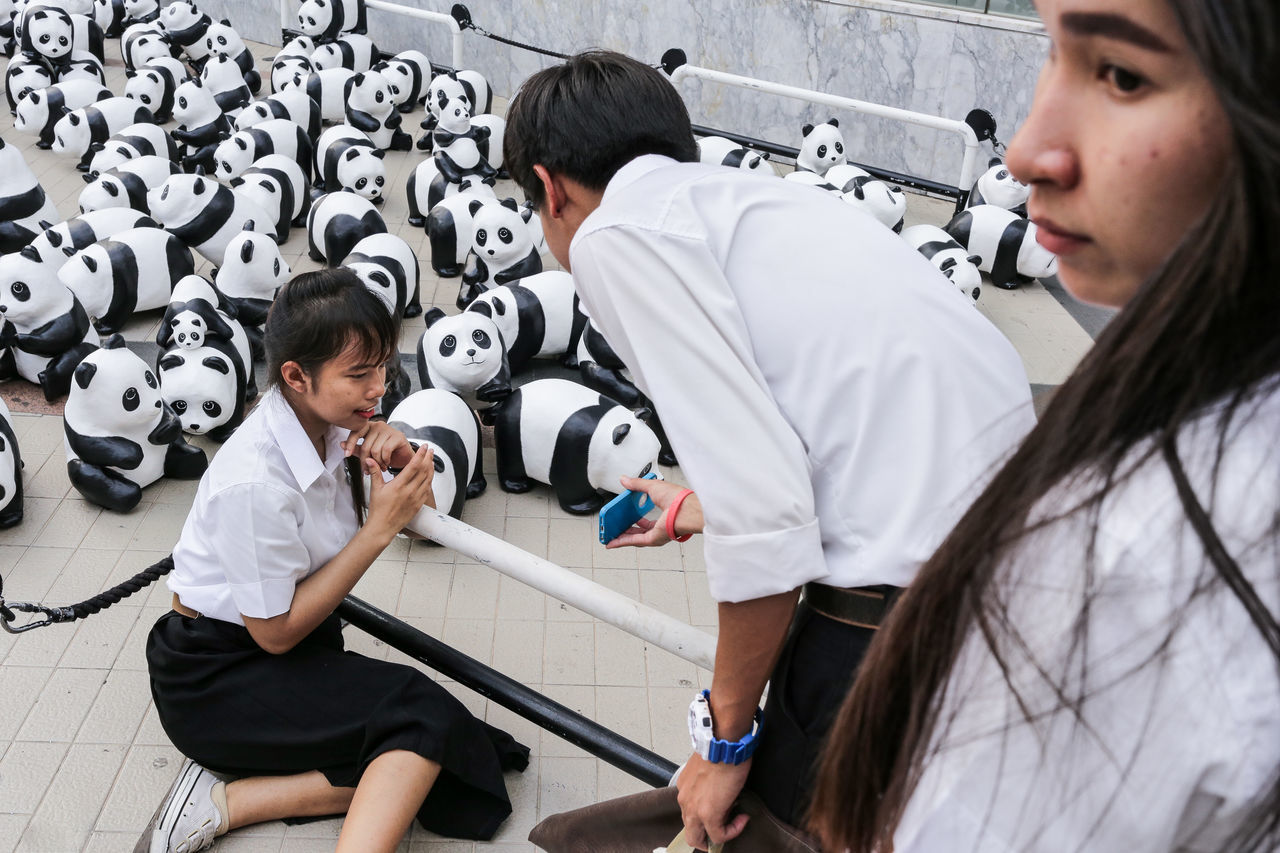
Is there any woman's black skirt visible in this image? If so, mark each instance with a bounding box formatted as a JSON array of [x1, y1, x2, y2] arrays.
[[146, 610, 530, 841]]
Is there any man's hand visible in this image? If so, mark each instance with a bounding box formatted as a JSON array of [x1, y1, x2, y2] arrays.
[[676, 752, 751, 851]]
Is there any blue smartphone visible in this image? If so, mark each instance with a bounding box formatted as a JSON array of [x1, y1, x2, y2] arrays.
[[598, 472, 659, 544]]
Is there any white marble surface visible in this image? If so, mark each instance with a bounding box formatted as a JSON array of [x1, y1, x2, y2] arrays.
[[203, 0, 1047, 188]]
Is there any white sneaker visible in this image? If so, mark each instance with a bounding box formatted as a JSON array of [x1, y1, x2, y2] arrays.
[[148, 759, 229, 853]]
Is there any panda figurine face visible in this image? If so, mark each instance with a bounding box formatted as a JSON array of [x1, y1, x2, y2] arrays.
[[24, 7, 74, 61], [471, 201, 535, 270], [0, 250, 73, 332], [797, 118, 846, 176], [123, 67, 167, 112], [840, 176, 906, 233], [418, 310, 505, 392], [157, 347, 236, 434], [972, 160, 1030, 213], [172, 78, 221, 126], [338, 145, 385, 200], [123, 0, 158, 21], [68, 345, 163, 438], [202, 19, 243, 58], [346, 68, 393, 118]]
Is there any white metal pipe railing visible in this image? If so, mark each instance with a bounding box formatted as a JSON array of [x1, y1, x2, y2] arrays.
[[279, 0, 466, 69], [667, 61, 985, 195], [406, 509, 718, 672]]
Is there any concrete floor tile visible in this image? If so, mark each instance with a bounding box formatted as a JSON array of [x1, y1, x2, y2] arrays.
[[638, 570, 691, 623], [342, 625, 392, 661], [18, 742, 125, 853], [83, 832, 141, 852], [591, 540, 637, 570], [596, 686, 652, 750], [0, 741, 68, 814], [684, 572, 718, 628], [445, 563, 499, 620], [58, 606, 141, 671], [647, 688, 694, 764], [351, 557, 406, 612], [127, 503, 191, 552], [545, 518, 592, 570], [634, 541, 684, 571], [0, 815, 29, 853], [645, 645, 703, 692], [491, 620, 544, 686], [408, 839, 471, 852], [0, 667, 51, 741], [593, 625, 646, 688], [42, 548, 124, 604], [76, 669, 153, 745], [678, 542, 706, 571], [94, 744, 183, 833], [536, 757, 597, 821], [30, 496, 99, 550], [4, 616, 76, 670], [440, 619, 493, 666], [542, 623, 593, 686], [131, 705, 171, 748], [502, 517, 548, 558], [21, 453, 71, 502], [405, 538, 456, 564], [591, 568, 639, 600], [397, 562, 453, 619], [80, 506, 146, 551], [17, 667, 106, 742], [596, 762, 652, 802], [2, 546, 77, 603], [495, 575, 545, 622], [537, 685, 595, 759], [504, 491, 550, 519], [113, 607, 167, 672], [215, 836, 285, 852]]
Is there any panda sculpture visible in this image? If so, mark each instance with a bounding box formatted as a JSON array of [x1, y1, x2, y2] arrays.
[[29, 208, 155, 269], [202, 19, 258, 93], [387, 389, 485, 522], [235, 88, 322, 140], [282, 66, 353, 123], [0, 245, 100, 401], [63, 336, 207, 512], [122, 0, 158, 25], [0, 134, 60, 255], [901, 224, 983, 303], [156, 274, 238, 350], [575, 317, 676, 466], [458, 198, 544, 308], [156, 0, 211, 67], [375, 49, 428, 112], [119, 21, 170, 72], [697, 135, 772, 172], [309, 32, 374, 72], [314, 124, 384, 200], [212, 118, 313, 182], [306, 190, 385, 266], [490, 378, 661, 515], [944, 204, 1059, 290], [465, 270, 585, 373], [19, 4, 103, 70], [406, 157, 475, 225], [419, 69, 491, 136], [840, 175, 906, 232], [5, 55, 53, 114], [431, 97, 495, 184], [1, 0, 17, 55], [344, 69, 410, 151], [966, 157, 1030, 217], [296, 0, 366, 43], [54, 50, 106, 84], [228, 153, 309, 241], [269, 53, 311, 94], [199, 53, 250, 115], [78, 156, 180, 215], [171, 77, 232, 172], [92, 0, 125, 36], [342, 232, 421, 319], [0, 396, 23, 528], [51, 96, 154, 170], [86, 122, 179, 173], [13, 79, 111, 147], [414, 307, 511, 412], [275, 33, 314, 60], [123, 55, 186, 122], [214, 228, 289, 356], [423, 180, 496, 275], [58, 226, 195, 334], [796, 118, 846, 177], [148, 172, 276, 264]]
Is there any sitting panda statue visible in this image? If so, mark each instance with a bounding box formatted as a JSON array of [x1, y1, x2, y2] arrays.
[[901, 223, 983, 304], [414, 307, 512, 413], [431, 96, 496, 184], [295, 0, 366, 43], [122, 0, 159, 23], [796, 117, 846, 177], [489, 378, 661, 515], [171, 77, 233, 173], [156, 0, 211, 68], [202, 18, 258, 94], [965, 157, 1030, 217], [375, 49, 429, 112], [458, 198, 544, 309], [387, 389, 485, 522], [214, 228, 290, 359], [0, 396, 24, 528], [417, 68, 491, 139], [0, 134, 60, 255], [63, 336, 207, 512], [343, 69, 410, 151]]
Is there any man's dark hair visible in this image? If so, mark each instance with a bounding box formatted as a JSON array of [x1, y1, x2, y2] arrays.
[[504, 50, 698, 209]]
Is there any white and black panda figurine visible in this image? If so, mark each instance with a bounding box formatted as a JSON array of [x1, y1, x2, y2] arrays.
[[1, 0, 18, 55], [840, 175, 906, 233], [63, 336, 207, 512], [202, 19, 258, 93], [281, 66, 353, 123], [465, 270, 584, 373], [199, 53, 250, 116], [58, 48, 105, 84], [78, 155, 180, 215], [489, 378, 661, 515], [148, 172, 276, 264], [458, 198, 544, 308], [13, 79, 111, 147], [342, 232, 421, 319], [387, 389, 485, 521], [269, 53, 311, 94], [29, 208, 155, 269], [418, 68, 491, 139], [156, 0, 211, 67], [296, 0, 366, 43], [119, 21, 171, 72], [51, 96, 154, 170], [406, 157, 478, 225], [0, 246, 100, 401], [423, 180, 496, 274], [155, 274, 239, 350], [374, 49, 429, 112], [944, 204, 1059, 290], [344, 69, 410, 151], [0, 133, 60, 255], [123, 55, 186, 122], [171, 77, 233, 172], [121, 0, 158, 25], [430, 97, 495, 184], [575, 317, 676, 466], [214, 228, 288, 355], [92, 0, 125, 37], [19, 5, 97, 71], [5, 55, 53, 114], [57, 226, 195, 334], [414, 307, 511, 412], [228, 153, 310, 241], [212, 119, 313, 183], [901, 223, 983, 303], [86, 122, 179, 173], [235, 87, 322, 141], [306, 190, 385, 266], [309, 32, 374, 72], [796, 118, 846, 177], [697, 135, 772, 172], [0, 396, 23, 528], [966, 157, 1030, 217], [314, 124, 384, 200]]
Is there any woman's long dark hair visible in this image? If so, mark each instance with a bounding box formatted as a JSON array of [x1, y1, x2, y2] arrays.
[[809, 2, 1280, 850]]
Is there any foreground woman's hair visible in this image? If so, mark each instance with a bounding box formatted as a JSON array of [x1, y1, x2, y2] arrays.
[[809, 2, 1280, 850]]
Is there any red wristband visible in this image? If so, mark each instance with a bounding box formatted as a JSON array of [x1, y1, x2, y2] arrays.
[[666, 488, 695, 543]]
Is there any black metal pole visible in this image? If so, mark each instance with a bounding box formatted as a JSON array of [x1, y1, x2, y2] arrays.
[[337, 595, 680, 788]]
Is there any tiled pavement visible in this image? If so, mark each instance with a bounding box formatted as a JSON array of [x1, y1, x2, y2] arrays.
[[0, 36, 1101, 853]]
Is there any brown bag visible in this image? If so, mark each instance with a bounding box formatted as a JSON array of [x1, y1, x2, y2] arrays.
[[528, 786, 820, 852]]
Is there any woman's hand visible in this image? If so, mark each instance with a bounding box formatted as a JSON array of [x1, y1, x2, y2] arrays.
[[364, 443, 436, 540], [606, 476, 703, 549], [343, 420, 416, 471]]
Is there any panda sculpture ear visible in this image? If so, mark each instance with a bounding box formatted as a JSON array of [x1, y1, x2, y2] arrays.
[[988, 156, 1003, 168], [611, 423, 630, 445], [491, 297, 506, 316], [125, 69, 135, 78], [968, 254, 983, 266], [103, 334, 126, 349], [432, 455, 445, 474], [68, 112, 81, 125], [827, 118, 839, 128], [73, 360, 96, 388], [82, 172, 96, 183], [193, 177, 205, 193], [19, 245, 40, 261], [468, 300, 491, 318], [633, 407, 653, 423], [158, 352, 184, 370], [343, 147, 360, 161], [467, 199, 485, 217], [83, 255, 98, 273], [423, 306, 446, 327], [243, 218, 254, 231], [499, 197, 518, 212], [103, 181, 119, 195], [62, 245, 76, 257], [372, 149, 384, 159], [802, 123, 814, 137], [519, 206, 532, 224], [234, 136, 247, 149], [219, 17, 229, 25], [201, 356, 229, 374], [239, 239, 254, 263]]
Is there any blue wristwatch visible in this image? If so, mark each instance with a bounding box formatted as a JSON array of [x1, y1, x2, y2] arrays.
[[687, 690, 764, 765]]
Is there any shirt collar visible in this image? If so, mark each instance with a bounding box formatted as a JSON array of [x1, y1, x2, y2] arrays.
[[263, 386, 349, 491], [600, 154, 678, 205]]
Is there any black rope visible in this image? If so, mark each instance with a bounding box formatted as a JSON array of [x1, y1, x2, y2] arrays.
[[0, 555, 174, 633]]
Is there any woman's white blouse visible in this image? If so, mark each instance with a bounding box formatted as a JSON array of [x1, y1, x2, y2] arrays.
[[895, 388, 1280, 851], [168, 387, 357, 626]]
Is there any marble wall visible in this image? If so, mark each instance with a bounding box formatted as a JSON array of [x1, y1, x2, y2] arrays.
[[203, 0, 1048, 187]]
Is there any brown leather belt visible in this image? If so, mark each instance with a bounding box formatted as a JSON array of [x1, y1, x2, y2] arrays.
[[801, 582, 901, 629], [172, 593, 201, 619]]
